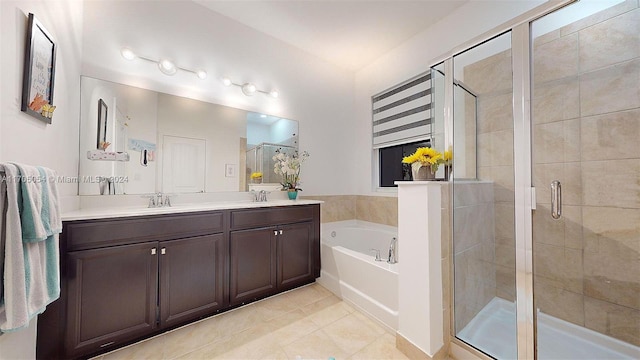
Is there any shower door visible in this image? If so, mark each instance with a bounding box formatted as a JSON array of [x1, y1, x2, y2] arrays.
[[531, 1, 640, 359], [451, 31, 518, 359]]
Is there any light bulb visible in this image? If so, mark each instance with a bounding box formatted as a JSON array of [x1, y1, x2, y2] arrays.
[[196, 70, 207, 79], [121, 47, 136, 60], [269, 89, 279, 98], [260, 114, 267, 118], [158, 59, 177, 76], [242, 83, 256, 96], [222, 77, 232, 86]]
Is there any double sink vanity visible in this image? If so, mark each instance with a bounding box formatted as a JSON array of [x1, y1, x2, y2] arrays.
[[36, 200, 321, 359]]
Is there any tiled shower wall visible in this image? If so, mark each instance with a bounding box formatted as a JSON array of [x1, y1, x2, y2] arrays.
[[452, 182, 496, 332], [531, 0, 639, 346]]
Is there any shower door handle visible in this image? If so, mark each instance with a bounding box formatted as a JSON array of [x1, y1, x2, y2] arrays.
[[551, 180, 562, 219]]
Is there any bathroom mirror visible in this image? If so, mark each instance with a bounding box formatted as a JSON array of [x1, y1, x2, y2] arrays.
[[78, 76, 298, 195]]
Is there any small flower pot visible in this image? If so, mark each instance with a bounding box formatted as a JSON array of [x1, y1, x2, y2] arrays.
[[412, 165, 435, 181], [287, 190, 298, 200]]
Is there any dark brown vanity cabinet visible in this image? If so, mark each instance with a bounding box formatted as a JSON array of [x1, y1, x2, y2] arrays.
[[229, 206, 318, 306], [37, 204, 319, 360]]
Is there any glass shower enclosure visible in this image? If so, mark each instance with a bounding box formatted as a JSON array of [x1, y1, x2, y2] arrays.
[[449, 0, 639, 359]]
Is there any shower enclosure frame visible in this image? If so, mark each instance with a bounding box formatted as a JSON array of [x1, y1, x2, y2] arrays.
[[438, 1, 579, 359]]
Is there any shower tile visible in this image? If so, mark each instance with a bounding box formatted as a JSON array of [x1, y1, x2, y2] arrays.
[[441, 208, 451, 259], [477, 93, 513, 134], [532, 78, 580, 124], [533, 120, 581, 165], [581, 109, 640, 161], [582, 159, 640, 208], [559, 0, 639, 36], [563, 205, 583, 250], [584, 296, 640, 347], [563, 162, 583, 206], [532, 206, 565, 247], [495, 265, 516, 301], [477, 133, 492, 168], [584, 237, 640, 310], [494, 243, 515, 269], [579, 9, 640, 73], [463, 49, 513, 95], [580, 58, 640, 116], [491, 130, 514, 167], [494, 202, 514, 241], [534, 243, 583, 294], [533, 29, 560, 47], [535, 278, 585, 326], [534, 32, 578, 83], [583, 206, 640, 256], [491, 166, 515, 203]]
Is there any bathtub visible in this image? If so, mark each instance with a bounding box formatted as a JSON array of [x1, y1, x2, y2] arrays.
[[318, 220, 399, 331]]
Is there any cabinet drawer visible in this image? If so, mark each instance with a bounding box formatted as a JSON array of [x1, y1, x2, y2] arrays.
[[66, 212, 224, 251], [230, 205, 315, 230]]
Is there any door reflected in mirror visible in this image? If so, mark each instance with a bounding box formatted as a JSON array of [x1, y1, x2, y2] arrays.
[[79, 76, 298, 195]]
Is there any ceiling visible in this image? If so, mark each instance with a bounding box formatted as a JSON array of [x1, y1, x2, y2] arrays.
[[194, 1, 468, 72]]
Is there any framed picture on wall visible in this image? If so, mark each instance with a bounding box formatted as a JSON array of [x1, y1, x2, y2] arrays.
[[97, 99, 108, 149], [21, 13, 57, 124]]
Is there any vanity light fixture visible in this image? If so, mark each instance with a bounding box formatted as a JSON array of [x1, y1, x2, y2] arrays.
[[120, 47, 207, 80], [222, 77, 279, 99]]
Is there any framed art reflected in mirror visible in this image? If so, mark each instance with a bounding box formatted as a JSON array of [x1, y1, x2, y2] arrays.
[[21, 13, 57, 123]]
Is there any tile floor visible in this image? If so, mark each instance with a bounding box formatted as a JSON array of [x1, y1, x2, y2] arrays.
[[94, 283, 410, 360]]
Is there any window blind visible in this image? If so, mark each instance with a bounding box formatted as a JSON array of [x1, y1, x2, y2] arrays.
[[372, 71, 432, 149]]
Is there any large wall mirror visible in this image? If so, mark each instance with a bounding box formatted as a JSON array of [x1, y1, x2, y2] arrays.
[[79, 76, 298, 195]]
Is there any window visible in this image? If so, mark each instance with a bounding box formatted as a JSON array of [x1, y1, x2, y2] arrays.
[[373, 71, 434, 188], [379, 140, 431, 187]]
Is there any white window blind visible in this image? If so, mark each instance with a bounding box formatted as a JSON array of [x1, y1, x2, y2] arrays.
[[372, 71, 432, 149]]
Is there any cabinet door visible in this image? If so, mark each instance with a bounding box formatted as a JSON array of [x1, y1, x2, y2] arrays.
[[65, 242, 158, 357], [160, 234, 225, 328], [229, 227, 277, 305], [277, 222, 314, 290]]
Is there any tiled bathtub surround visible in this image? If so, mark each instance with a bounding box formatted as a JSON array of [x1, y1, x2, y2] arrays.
[[532, 0, 640, 346], [306, 195, 398, 226]]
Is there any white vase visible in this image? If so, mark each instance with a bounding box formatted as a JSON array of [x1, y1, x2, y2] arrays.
[[411, 162, 435, 181]]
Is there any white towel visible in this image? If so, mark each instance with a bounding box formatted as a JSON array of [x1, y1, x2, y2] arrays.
[[0, 163, 62, 332]]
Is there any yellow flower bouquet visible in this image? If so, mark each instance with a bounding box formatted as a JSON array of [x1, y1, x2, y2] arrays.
[[402, 147, 444, 180]]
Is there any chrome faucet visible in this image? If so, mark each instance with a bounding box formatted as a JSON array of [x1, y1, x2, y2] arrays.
[[143, 192, 172, 208], [387, 237, 398, 264], [250, 190, 269, 202]]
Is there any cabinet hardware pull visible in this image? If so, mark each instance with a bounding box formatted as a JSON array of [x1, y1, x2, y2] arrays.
[[151, 248, 156, 255], [274, 230, 278, 236], [279, 230, 283, 235], [161, 248, 166, 255]]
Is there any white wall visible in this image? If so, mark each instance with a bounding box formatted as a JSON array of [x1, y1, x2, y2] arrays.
[[0, 0, 83, 357], [352, 0, 546, 195], [81, 0, 356, 196]]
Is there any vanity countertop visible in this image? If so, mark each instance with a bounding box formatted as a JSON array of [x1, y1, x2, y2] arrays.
[[62, 199, 323, 221]]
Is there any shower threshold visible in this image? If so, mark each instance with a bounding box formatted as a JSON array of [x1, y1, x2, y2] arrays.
[[457, 297, 640, 359]]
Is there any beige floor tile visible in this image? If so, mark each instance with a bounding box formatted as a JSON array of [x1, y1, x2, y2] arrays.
[[259, 349, 290, 360], [323, 314, 384, 355], [350, 333, 410, 360], [284, 283, 332, 307], [163, 318, 228, 359], [282, 329, 349, 360], [103, 336, 164, 360], [268, 313, 320, 346], [306, 301, 353, 328], [213, 335, 283, 360], [255, 292, 304, 321]]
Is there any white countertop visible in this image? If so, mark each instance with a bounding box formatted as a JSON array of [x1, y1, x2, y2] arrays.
[[62, 199, 323, 221]]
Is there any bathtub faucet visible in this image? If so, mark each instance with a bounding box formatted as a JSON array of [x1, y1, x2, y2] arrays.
[[387, 237, 398, 264]]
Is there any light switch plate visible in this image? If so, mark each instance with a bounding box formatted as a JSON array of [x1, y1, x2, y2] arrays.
[[225, 164, 236, 177]]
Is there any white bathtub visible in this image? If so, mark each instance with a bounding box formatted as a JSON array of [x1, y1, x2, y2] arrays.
[[318, 220, 399, 331]]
